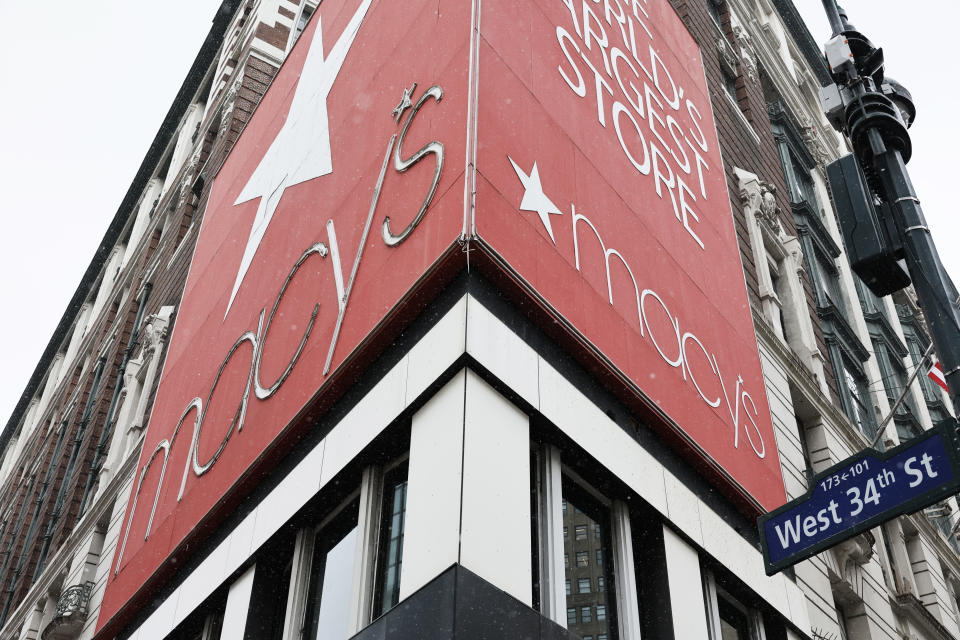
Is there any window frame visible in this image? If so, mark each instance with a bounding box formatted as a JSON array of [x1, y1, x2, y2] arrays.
[[532, 443, 643, 640], [703, 570, 767, 640]]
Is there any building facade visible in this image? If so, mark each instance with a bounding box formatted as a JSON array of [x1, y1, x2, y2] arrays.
[[0, 1, 958, 640]]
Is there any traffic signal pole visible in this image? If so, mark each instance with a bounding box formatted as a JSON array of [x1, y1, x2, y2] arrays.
[[820, 0, 960, 418]]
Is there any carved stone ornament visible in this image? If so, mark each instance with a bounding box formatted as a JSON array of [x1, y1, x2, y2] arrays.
[[797, 111, 831, 167], [737, 169, 782, 235], [717, 36, 739, 78], [177, 153, 201, 209], [733, 25, 758, 82], [142, 307, 173, 357], [757, 180, 782, 234], [219, 75, 244, 135]]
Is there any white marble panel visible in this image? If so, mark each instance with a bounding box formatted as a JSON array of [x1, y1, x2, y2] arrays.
[[460, 370, 532, 604], [465, 297, 538, 408], [405, 296, 467, 405], [399, 371, 466, 600]]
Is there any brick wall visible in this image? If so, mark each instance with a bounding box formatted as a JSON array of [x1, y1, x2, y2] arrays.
[[666, 0, 839, 402]]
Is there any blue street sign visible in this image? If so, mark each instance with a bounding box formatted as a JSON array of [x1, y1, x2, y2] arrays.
[[759, 420, 960, 575]]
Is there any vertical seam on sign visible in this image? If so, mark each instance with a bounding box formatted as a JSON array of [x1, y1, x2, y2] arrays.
[[462, 0, 482, 238], [457, 296, 470, 565]]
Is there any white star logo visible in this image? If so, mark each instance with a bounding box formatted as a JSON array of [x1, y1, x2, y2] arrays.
[[508, 157, 563, 244], [225, 0, 373, 316]]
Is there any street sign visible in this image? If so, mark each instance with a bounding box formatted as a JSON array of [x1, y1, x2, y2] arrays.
[[759, 420, 960, 575]]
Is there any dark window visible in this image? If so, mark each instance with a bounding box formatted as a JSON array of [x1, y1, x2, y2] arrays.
[[563, 479, 616, 640], [707, 0, 723, 26], [303, 501, 360, 640], [292, 4, 316, 45], [374, 463, 408, 617], [246, 537, 295, 640], [722, 69, 738, 104], [717, 595, 751, 640], [842, 360, 874, 438]]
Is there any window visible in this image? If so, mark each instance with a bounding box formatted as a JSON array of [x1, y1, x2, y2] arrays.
[[707, 0, 724, 27], [843, 361, 874, 437], [563, 478, 616, 639], [373, 463, 408, 617], [704, 571, 767, 640], [564, 526, 569, 538], [301, 503, 360, 640], [291, 2, 317, 47], [717, 596, 750, 639], [815, 251, 846, 315], [169, 590, 226, 640], [722, 69, 738, 105], [533, 445, 638, 640], [247, 536, 296, 640]]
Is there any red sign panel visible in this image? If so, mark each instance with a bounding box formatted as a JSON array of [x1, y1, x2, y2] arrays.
[[100, 0, 784, 632], [98, 0, 471, 631], [472, 0, 785, 510]]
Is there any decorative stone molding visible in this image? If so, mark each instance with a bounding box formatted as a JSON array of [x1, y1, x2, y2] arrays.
[[177, 152, 202, 210], [796, 111, 831, 168], [732, 25, 758, 82], [141, 308, 172, 358], [739, 170, 782, 235], [219, 76, 243, 136], [717, 36, 740, 78]]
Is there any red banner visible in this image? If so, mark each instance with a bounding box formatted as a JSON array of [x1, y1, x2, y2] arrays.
[[99, 0, 784, 632]]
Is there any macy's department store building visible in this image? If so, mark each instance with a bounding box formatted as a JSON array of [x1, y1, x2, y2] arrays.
[[97, 0, 804, 636], [10, 0, 958, 639]]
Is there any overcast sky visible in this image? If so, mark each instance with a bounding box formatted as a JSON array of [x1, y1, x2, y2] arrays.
[[0, 1, 957, 427]]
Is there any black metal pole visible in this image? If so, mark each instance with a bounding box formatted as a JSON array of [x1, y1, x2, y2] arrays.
[[818, 0, 960, 419], [870, 146, 960, 415], [821, 0, 844, 36]]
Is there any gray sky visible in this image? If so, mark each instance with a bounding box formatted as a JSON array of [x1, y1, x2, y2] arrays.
[[0, 1, 222, 426], [794, 0, 960, 282], [0, 1, 956, 427]]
